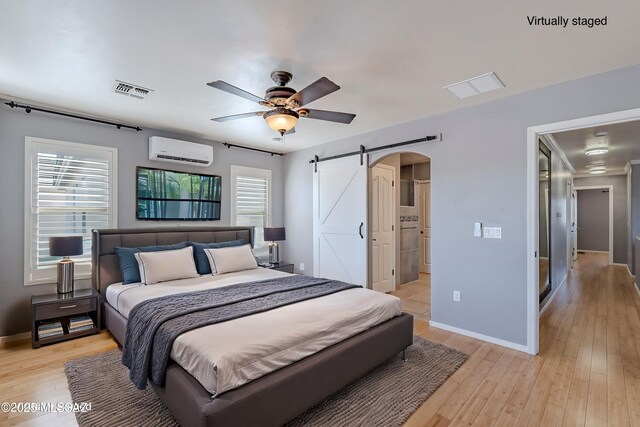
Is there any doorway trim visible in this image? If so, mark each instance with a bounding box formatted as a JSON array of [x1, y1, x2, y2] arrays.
[[526, 107, 640, 355], [573, 185, 614, 265]]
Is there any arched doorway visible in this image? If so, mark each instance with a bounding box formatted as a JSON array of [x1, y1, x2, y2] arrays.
[[370, 152, 431, 321]]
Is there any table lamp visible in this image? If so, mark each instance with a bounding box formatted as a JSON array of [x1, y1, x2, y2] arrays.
[[264, 227, 285, 265], [49, 236, 83, 294]]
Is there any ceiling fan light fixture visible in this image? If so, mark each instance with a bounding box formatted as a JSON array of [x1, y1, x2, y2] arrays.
[[264, 108, 299, 135], [585, 147, 609, 156]]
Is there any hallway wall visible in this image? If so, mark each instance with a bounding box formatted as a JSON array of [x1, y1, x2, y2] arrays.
[[574, 174, 628, 266], [576, 189, 610, 252]]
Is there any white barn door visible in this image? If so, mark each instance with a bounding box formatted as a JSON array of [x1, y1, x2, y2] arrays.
[[313, 155, 368, 287]]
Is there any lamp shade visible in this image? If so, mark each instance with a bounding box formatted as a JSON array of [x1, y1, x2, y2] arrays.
[[49, 236, 84, 257], [264, 227, 286, 242], [263, 108, 298, 134]]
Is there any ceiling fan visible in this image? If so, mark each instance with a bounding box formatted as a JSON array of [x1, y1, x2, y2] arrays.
[[207, 71, 356, 136]]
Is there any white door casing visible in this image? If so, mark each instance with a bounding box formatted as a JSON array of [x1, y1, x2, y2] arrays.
[[418, 181, 431, 273], [571, 189, 578, 264], [371, 164, 395, 292], [313, 155, 368, 287]]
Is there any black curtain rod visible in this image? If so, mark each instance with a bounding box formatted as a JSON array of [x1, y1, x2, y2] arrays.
[[308, 134, 441, 168], [223, 142, 284, 157], [5, 101, 142, 131]]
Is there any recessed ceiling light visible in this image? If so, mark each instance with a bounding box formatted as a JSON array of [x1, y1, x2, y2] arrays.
[[586, 162, 606, 169], [443, 72, 505, 99], [585, 147, 609, 156], [594, 131, 608, 137], [589, 168, 607, 174]]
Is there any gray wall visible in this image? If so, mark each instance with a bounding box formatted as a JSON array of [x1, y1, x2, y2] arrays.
[[0, 106, 284, 336], [283, 64, 640, 347], [574, 174, 629, 265], [576, 189, 610, 252]]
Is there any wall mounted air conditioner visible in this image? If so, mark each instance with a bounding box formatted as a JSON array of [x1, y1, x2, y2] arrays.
[[149, 136, 213, 167]]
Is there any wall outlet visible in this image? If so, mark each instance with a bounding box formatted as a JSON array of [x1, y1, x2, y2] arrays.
[[299, 263, 305, 271], [453, 290, 461, 302]]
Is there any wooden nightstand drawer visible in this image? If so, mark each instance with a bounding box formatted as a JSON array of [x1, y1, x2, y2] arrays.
[[34, 298, 96, 321]]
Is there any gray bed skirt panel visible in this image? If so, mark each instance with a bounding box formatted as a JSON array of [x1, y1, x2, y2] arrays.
[[151, 312, 414, 427], [104, 301, 127, 346]]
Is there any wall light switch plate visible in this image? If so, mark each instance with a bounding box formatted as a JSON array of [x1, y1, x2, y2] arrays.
[[299, 263, 305, 271], [453, 290, 461, 302], [483, 227, 502, 239], [474, 222, 482, 237]]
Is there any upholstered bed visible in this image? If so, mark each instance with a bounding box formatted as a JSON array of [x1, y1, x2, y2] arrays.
[[92, 226, 414, 427]]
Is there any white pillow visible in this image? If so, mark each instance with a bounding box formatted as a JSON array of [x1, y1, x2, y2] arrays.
[[204, 244, 258, 275], [134, 246, 199, 285]]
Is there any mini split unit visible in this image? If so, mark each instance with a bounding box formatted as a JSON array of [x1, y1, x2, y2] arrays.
[[149, 137, 213, 167]]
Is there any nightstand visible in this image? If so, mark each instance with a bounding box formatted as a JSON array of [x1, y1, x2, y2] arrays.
[[263, 262, 295, 274], [31, 289, 101, 349]]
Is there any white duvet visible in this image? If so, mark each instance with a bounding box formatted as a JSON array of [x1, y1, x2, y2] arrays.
[[106, 269, 402, 396]]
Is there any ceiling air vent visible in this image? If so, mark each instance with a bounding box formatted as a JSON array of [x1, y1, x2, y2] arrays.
[[113, 80, 153, 100], [444, 72, 504, 99]]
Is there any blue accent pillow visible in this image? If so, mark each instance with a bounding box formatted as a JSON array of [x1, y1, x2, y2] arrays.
[[115, 242, 188, 284], [188, 239, 246, 274]]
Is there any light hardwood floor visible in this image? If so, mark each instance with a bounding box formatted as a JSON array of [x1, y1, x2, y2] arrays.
[[390, 273, 431, 321], [1, 252, 638, 426]]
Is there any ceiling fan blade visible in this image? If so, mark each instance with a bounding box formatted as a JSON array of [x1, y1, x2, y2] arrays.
[[287, 77, 340, 107], [284, 127, 295, 135], [301, 109, 356, 124], [211, 112, 266, 122], [207, 81, 264, 103]]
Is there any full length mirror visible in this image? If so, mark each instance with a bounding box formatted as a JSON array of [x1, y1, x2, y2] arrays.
[[538, 143, 551, 304]]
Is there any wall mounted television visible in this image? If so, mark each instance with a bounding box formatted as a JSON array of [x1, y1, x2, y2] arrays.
[[136, 166, 222, 220]]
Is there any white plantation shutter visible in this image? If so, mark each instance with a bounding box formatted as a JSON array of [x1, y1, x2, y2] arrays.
[[230, 166, 271, 258], [25, 138, 117, 285]]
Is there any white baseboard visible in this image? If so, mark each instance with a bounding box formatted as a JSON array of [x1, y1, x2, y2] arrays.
[[539, 273, 568, 316], [429, 320, 529, 353], [0, 331, 30, 345], [611, 263, 635, 278]]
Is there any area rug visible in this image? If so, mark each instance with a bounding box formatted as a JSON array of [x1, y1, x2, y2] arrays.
[[65, 337, 467, 427]]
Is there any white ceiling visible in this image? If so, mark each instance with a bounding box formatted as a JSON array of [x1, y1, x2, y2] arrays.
[[1, 1, 639, 152], [552, 120, 640, 175]]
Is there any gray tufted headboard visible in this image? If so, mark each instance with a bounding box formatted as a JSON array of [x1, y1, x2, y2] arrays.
[[91, 226, 254, 296]]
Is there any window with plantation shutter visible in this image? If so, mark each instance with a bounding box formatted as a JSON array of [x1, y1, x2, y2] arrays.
[[24, 137, 117, 285], [230, 165, 271, 259]]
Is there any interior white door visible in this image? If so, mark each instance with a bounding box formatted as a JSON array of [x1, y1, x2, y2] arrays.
[[418, 181, 431, 273], [571, 189, 578, 263], [313, 155, 368, 286], [371, 164, 395, 293]]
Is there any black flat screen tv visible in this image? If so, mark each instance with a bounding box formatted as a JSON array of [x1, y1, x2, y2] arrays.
[[136, 166, 221, 220]]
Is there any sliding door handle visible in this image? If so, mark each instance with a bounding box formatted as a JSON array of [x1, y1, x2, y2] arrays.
[[359, 222, 364, 239]]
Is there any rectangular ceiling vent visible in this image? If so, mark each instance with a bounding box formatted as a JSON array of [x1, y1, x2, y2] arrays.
[[444, 72, 504, 99], [114, 80, 153, 100]]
